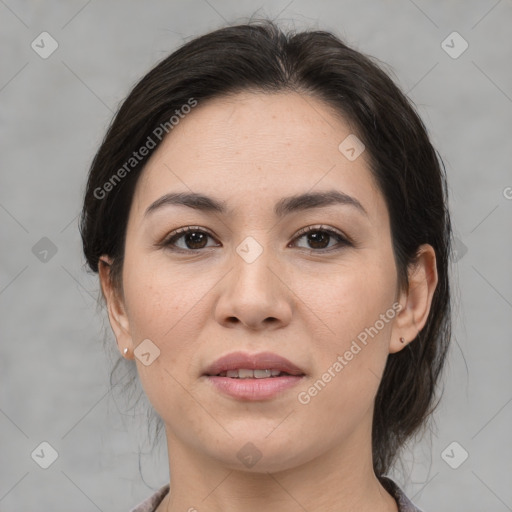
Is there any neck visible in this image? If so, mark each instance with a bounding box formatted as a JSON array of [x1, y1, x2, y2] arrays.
[[157, 422, 398, 512]]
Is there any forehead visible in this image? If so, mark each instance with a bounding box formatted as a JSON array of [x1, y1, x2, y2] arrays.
[[131, 91, 386, 225]]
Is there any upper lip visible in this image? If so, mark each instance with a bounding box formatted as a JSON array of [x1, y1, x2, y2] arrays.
[[203, 351, 306, 376]]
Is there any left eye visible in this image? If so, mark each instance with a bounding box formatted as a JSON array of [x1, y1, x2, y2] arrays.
[[161, 226, 350, 252], [290, 226, 350, 251]]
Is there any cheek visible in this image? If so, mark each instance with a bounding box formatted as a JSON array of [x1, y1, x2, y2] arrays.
[[295, 302, 394, 442], [121, 253, 215, 403], [294, 256, 396, 343], [123, 252, 206, 342], [296, 258, 396, 408]]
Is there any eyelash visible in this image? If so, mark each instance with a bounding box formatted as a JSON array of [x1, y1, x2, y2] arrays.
[[159, 225, 352, 254]]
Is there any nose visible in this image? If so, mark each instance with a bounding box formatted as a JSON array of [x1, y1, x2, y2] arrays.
[[214, 243, 293, 331]]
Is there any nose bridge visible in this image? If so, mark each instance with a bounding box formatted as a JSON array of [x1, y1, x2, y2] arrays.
[[232, 234, 276, 300], [214, 233, 292, 329]]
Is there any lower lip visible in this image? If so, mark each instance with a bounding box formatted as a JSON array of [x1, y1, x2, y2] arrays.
[[205, 375, 304, 401]]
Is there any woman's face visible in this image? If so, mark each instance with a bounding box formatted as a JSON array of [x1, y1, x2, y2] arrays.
[[102, 91, 421, 472]]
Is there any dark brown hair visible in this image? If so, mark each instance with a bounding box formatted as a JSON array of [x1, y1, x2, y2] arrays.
[[80, 19, 452, 477]]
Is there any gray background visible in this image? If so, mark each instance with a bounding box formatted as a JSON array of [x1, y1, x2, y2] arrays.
[[1, 0, 511, 510]]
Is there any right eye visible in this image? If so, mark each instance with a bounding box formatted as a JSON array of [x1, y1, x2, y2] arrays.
[[161, 226, 220, 252]]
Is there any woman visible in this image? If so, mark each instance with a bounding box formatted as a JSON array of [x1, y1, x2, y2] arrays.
[[80, 19, 452, 512]]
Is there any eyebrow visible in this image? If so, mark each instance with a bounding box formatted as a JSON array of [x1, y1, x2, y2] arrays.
[[144, 190, 368, 219]]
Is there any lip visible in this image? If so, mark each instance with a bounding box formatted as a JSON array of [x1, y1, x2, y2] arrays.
[[202, 351, 306, 377], [206, 375, 304, 401], [202, 351, 306, 401]]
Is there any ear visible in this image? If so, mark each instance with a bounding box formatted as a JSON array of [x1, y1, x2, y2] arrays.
[[98, 256, 134, 359], [389, 244, 438, 354]]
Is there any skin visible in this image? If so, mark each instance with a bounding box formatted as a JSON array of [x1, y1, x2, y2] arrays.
[[99, 91, 438, 512]]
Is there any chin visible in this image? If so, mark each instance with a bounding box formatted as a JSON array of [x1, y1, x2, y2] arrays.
[[207, 432, 314, 474]]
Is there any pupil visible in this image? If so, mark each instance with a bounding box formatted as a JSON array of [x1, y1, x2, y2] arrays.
[[186, 232, 207, 249], [308, 231, 329, 249]]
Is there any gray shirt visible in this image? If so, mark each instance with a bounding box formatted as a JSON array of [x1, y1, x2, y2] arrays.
[[129, 476, 423, 511]]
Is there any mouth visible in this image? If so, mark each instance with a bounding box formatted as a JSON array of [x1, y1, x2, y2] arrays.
[[202, 350, 306, 378], [213, 369, 301, 378], [202, 351, 306, 401]]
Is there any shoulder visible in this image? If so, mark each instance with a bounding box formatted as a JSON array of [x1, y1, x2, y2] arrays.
[[129, 483, 170, 512], [379, 476, 425, 512]]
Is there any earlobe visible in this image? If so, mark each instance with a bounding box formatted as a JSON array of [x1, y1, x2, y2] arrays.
[[98, 256, 134, 356], [389, 244, 438, 354]]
